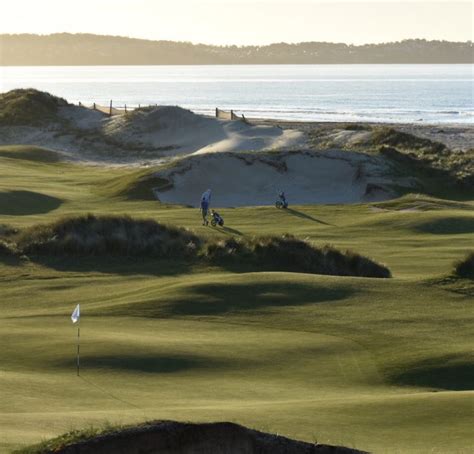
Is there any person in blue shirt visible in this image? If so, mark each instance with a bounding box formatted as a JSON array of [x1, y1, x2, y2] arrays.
[[200, 189, 212, 225]]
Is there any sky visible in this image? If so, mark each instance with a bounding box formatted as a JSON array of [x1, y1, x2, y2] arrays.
[[1, 0, 472, 45]]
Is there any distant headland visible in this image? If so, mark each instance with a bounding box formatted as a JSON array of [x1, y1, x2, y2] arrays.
[[1, 33, 472, 65]]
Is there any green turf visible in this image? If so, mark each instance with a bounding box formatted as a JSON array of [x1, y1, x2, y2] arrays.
[[0, 147, 473, 453]]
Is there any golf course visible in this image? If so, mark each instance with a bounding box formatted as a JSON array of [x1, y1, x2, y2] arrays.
[[0, 90, 474, 454], [0, 91, 473, 453]]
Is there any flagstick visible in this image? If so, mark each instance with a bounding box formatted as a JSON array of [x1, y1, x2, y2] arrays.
[[76, 323, 80, 376]]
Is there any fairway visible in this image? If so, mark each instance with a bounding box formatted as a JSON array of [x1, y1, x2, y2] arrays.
[[0, 148, 473, 453]]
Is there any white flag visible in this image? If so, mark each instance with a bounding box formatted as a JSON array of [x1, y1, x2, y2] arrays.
[[71, 304, 80, 324]]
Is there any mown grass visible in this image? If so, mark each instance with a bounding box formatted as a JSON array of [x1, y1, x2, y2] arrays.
[[0, 149, 473, 453], [97, 168, 173, 200]]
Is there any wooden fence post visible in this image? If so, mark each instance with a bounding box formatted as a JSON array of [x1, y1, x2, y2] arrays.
[[125, 104, 127, 114], [93, 102, 96, 110], [109, 100, 113, 116]]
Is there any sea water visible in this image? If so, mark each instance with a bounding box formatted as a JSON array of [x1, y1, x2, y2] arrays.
[[1, 64, 472, 123]]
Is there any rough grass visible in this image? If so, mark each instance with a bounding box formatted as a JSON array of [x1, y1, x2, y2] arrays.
[[0, 239, 16, 255], [14, 215, 390, 278], [0, 88, 67, 126], [17, 214, 200, 258], [373, 127, 474, 195], [12, 424, 124, 454], [14, 420, 365, 454], [0, 223, 18, 237], [203, 235, 391, 278], [453, 252, 474, 279]]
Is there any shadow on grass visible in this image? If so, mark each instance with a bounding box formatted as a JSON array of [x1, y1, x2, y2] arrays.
[[285, 208, 332, 225], [213, 226, 243, 236], [161, 281, 354, 316], [391, 355, 474, 391], [0, 255, 22, 266], [0, 190, 62, 215], [30, 256, 194, 276], [413, 217, 474, 235], [61, 353, 226, 374]]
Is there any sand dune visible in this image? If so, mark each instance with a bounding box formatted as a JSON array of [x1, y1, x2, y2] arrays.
[[104, 106, 306, 156], [0, 103, 306, 162]]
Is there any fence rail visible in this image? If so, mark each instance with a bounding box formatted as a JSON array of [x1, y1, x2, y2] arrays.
[[215, 107, 247, 122], [78, 101, 247, 122]]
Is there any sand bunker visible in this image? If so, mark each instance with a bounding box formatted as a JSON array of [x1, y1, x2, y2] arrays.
[[154, 150, 397, 206]]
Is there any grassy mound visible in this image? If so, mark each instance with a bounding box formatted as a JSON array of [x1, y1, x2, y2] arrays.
[[372, 194, 471, 211], [203, 235, 391, 278], [373, 128, 474, 195], [0, 145, 62, 163], [13, 420, 366, 454], [98, 169, 173, 200], [0, 89, 68, 126], [18, 214, 200, 258], [14, 215, 390, 278], [372, 127, 447, 153], [453, 252, 474, 279]]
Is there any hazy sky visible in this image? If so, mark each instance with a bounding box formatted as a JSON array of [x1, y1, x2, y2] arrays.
[[1, 0, 472, 44]]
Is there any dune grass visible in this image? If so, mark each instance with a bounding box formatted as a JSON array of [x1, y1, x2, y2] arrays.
[[10, 214, 390, 278], [372, 127, 474, 194], [0, 152, 473, 453], [0, 89, 67, 126]]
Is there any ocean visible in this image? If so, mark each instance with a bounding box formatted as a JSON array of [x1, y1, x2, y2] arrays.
[[1, 64, 472, 124]]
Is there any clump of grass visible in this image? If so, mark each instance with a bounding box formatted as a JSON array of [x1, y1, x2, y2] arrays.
[[12, 422, 127, 454], [203, 234, 391, 278], [453, 252, 474, 279], [0, 223, 18, 237], [0, 89, 68, 126], [0, 239, 16, 256], [17, 214, 200, 258]]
